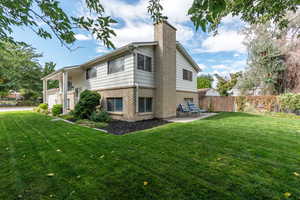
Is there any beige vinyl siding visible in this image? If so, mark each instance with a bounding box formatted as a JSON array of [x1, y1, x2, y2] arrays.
[[134, 46, 155, 88], [176, 50, 197, 92], [84, 53, 135, 90]]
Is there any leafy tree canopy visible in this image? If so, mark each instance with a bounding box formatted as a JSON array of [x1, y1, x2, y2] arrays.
[[197, 75, 214, 89], [0, 0, 116, 49], [215, 72, 241, 96], [236, 12, 300, 95], [0, 42, 55, 96], [188, 0, 300, 34]]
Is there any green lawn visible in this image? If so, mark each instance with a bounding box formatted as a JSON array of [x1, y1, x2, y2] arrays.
[[1, 112, 300, 200]]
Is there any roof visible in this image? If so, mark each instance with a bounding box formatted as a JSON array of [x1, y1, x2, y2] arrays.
[[42, 41, 201, 80], [198, 88, 210, 95]]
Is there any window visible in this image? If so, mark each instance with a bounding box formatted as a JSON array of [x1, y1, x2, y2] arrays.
[[184, 98, 193, 104], [67, 99, 70, 109], [183, 69, 193, 81], [108, 57, 125, 74], [137, 53, 152, 72], [86, 67, 97, 80], [67, 81, 73, 91], [107, 98, 123, 112], [139, 97, 152, 112]]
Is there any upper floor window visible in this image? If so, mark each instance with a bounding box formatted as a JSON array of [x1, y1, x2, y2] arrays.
[[108, 57, 125, 74], [137, 53, 152, 72], [183, 69, 192, 81], [86, 67, 97, 80]]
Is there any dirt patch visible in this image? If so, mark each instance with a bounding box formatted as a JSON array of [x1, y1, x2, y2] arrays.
[[103, 119, 170, 135]]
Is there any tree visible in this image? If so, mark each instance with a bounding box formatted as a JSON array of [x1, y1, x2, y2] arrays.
[[0, 42, 55, 99], [0, 0, 116, 49], [188, 0, 299, 34], [43, 62, 58, 89], [235, 12, 300, 95], [215, 72, 241, 96], [197, 75, 213, 89], [148, 0, 168, 23]]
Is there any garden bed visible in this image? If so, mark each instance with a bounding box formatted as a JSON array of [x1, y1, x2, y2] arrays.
[[102, 119, 170, 135]]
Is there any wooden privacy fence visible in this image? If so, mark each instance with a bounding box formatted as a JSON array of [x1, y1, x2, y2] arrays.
[[199, 96, 235, 112], [198, 95, 279, 112]]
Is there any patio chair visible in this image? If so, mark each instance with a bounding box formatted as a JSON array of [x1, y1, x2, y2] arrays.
[[187, 102, 206, 113], [177, 104, 190, 113]]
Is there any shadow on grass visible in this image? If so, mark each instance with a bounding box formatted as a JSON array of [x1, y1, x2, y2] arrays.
[[202, 112, 262, 121]]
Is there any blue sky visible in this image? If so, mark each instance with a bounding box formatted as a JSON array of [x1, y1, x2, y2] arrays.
[[12, 0, 248, 82]]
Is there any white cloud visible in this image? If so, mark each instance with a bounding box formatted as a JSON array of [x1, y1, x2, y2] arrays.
[[96, 45, 110, 53], [211, 64, 231, 71], [75, 34, 92, 41], [195, 29, 246, 53]]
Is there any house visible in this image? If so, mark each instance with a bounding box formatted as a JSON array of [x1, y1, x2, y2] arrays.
[[198, 88, 220, 96], [228, 86, 263, 96], [42, 21, 201, 121]]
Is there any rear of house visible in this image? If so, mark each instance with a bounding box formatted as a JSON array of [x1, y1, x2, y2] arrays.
[[42, 21, 201, 121]]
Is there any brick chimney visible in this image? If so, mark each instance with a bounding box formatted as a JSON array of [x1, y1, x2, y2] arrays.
[[154, 21, 177, 118]]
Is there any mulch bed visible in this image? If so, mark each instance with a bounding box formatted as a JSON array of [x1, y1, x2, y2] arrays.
[[103, 118, 170, 135]]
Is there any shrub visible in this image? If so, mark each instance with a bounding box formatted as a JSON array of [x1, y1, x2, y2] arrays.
[[279, 93, 300, 112], [52, 104, 63, 116], [76, 119, 108, 129], [74, 90, 101, 119], [60, 114, 78, 122], [38, 103, 48, 110], [35, 103, 49, 114], [236, 96, 246, 112], [90, 111, 112, 122], [94, 122, 108, 129], [16, 100, 39, 106]]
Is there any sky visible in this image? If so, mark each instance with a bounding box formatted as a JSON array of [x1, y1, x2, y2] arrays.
[[11, 0, 248, 85]]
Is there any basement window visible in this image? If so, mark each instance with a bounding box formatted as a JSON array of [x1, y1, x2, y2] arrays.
[[137, 54, 152, 72], [183, 69, 193, 81], [107, 98, 123, 112], [139, 97, 152, 112]]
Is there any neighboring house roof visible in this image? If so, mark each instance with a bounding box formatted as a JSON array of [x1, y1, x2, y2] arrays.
[[198, 88, 220, 96], [42, 41, 201, 80], [198, 88, 210, 96]]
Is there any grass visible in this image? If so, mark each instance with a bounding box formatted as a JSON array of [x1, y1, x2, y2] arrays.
[[1, 112, 300, 200]]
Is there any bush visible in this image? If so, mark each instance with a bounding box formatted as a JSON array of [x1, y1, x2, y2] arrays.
[[279, 93, 300, 112], [38, 103, 48, 110], [94, 122, 108, 129], [74, 90, 101, 119], [76, 119, 108, 129], [52, 104, 63, 116], [35, 103, 49, 114], [60, 114, 78, 122], [90, 111, 112, 122], [16, 100, 39, 106], [236, 96, 246, 112]]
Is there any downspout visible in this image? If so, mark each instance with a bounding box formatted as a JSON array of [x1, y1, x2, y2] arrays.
[[132, 49, 139, 113]]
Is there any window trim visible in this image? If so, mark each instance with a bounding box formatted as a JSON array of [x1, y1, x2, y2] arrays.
[[107, 97, 123, 112], [136, 53, 152, 72], [107, 57, 125, 75], [138, 97, 153, 113]]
